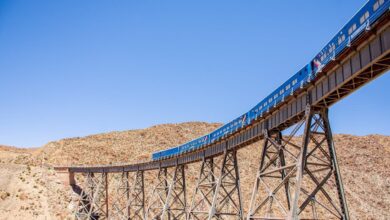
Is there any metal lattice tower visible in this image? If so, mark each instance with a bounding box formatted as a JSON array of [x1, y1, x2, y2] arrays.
[[70, 178, 92, 219], [189, 149, 243, 220], [146, 165, 187, 220], [130, 170, 146, 220], [111, 172, 131, 219], [188, 157, 216, 219], [162, 164, 187, 220], [247, 106, 349, 220], [85, 172, 108, 219]]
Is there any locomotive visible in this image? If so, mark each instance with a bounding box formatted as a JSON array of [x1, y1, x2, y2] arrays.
[[152, 0, 390, 161]]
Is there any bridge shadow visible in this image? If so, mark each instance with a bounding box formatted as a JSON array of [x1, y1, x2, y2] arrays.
[[71, 184, 101, 219]]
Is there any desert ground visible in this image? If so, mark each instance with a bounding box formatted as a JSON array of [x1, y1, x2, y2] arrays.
[[0, 122, 389, 219]]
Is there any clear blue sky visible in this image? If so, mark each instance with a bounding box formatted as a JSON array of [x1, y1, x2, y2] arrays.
[[1, 0, 389, 148]]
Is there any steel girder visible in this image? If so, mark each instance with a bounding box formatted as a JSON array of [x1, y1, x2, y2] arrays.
[[67, 105, 350, 220], [109, 170, 145, 220], [81, 172, 108, 220], [70, 171, 145, 220], [247, 106, 349, 220], [189, 150, 243, 220], [70, 175, 93, 220], [111, 172, 131, 219], [130, 170, 146, 220], [162, 165, 187, 220], [188, 157, 216, 219], [147, 165, 187, 220], [146, 167, 170, 219]]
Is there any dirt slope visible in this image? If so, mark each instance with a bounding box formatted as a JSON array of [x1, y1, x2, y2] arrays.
[[0, 122, 389, 219], [0, 146, 68, 219], [34, 122, 221, 166]]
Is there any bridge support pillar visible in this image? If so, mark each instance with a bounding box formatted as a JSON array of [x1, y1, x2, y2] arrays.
[[146, 167, 169, 219], [56, 168, 75, 185], [111, 171, 131, 219], [161, 164, 187, 220], [189, 149, 243, 220], [247, 106, 349, 220], [69, 170, 145, 220], [188, 157, 216, 219], [69, 173, 92, 219], [71, 172, 108, 220], [130, 170, 146, 220], [147, 165, 187, 220]]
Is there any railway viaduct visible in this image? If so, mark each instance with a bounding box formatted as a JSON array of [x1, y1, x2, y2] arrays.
[[55, 9, 390, 220]]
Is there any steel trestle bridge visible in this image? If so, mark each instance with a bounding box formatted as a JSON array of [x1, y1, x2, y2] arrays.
[[55, 3, 390, 220]]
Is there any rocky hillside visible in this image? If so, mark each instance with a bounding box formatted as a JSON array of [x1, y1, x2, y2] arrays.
[[0, 122, 389, 219], [34, 122, 222, 166]]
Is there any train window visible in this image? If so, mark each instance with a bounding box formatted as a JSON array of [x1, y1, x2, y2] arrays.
[[348, 23, 357, 35], [374, 0, 385, 11], [374, 2, 379, 11], [338, 34, 346, 45], [321, 54, 326, 61], [328, 43, 336, 53], [285, 84, 291, 90], [360, 11, 370, 24]]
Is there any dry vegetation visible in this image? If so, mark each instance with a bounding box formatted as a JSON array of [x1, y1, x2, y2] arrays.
[[0, 122, 389, 219], [34, 122, 221, 166]]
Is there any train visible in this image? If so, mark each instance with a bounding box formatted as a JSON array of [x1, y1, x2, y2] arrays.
[[152, 0, 390, 161]]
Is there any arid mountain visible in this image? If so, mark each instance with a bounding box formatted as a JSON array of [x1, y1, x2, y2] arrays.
[[34, 122, 222, 166], [0, 122, 389, 219]]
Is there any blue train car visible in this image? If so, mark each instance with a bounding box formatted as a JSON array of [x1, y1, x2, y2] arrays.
[[151, 0, 390, 161], [210, 113, 249, 143], [152, 151, 161, 161], [160, 147, 179, 159], [249, 63, 311, 122], [152, 146, 180, 160], [178, 134, 209, 154], [209, 123, 228, 143], [312, 0, 390, 74]]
